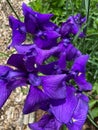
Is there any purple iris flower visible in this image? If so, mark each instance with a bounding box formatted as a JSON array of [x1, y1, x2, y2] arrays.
[[60, 14, 86, 37], [8, 3, 58, 48], [22, 3, 57, 34]]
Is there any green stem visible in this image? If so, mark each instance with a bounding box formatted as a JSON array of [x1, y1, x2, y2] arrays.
[[0, 52, 9, 57], [61, 125, 67, 130], [84, 0, 90, 35], [86, 33, 98, 37], [6, 0, 20, 20]]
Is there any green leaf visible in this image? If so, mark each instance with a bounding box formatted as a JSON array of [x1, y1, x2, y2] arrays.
[[93, 82, 98, 94], [89, 100, 97, 109], [0, 52, 8, 57], [58, 0, 65, 7], [91, 107, 98, 119], [88, 112, 98, 128], [85, 0, 89, 12], [62, 125, 67, 130]]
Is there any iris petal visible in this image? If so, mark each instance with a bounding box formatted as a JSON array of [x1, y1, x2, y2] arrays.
[[75, 74, 92, 91], [66, 94, 89, 130], [71, 55, 89, 73], [23, 86, 49, 114], [41, 74, 66, 99], [29, 114, 61, 130], [50, 86, 78, 123], [9, 16, 26, 47]]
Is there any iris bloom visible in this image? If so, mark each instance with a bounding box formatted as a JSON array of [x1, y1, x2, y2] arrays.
[[0, 3, 92, 130], [60, 14, 86, 37]]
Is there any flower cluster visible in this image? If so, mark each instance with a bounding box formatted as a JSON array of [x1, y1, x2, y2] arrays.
[[0, 3, 92, 130]]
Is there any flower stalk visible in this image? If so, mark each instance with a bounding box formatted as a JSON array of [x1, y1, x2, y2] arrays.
[[6, 0, 20, 20]]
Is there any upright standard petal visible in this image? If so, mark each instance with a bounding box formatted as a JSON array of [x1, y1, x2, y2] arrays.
[[58, 42, 81, 61], [22, 3, 53, 24], [9, 16, 26, 48], [22, 3, 54, 34], [70, 14, 86, 37]]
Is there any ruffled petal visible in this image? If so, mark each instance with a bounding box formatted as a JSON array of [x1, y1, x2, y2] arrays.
[[22, 3, 54, 34], [29, 114, 61, 130], [22, 3, 38, 34], [23, 86, 49, 114], [41, 74, 66, 99], [22, 3, 53, 24]]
